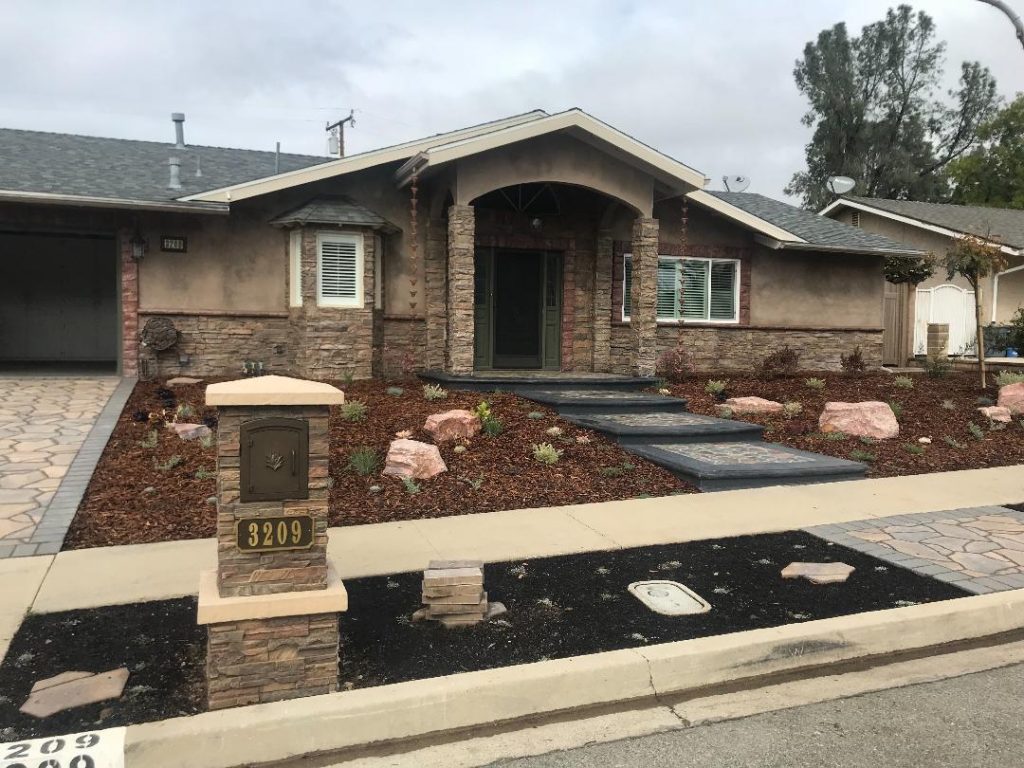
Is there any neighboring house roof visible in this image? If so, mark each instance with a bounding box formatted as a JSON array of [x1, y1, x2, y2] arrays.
[[0, 128, 329, 211], [269, 195, 397, 231], [688, 190, 923, 256], [820, 196, 1024, 254]]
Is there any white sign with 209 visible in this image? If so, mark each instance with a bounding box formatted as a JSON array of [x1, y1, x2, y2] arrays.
[[1, 727, 124, 768]]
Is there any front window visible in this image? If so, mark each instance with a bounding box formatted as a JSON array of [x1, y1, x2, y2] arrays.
[[623, 255, 739, 323], [317, 232, 363, 308]]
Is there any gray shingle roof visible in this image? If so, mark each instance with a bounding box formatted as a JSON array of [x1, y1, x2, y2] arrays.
[[842, 196, 1024, 249], [270, 195, 397, 230], [0, 128, 330, 203], [708, 191, 918, 254]]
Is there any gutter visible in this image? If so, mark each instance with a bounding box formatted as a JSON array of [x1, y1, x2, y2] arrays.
[[393, 152, 429, 186], [754, 234, 925, 258], [0, 189, 230, 214]]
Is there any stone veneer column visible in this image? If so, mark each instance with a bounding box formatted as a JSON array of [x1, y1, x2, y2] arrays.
[[592, 231, 614, 373], [446, 205, 475, 374], [424, 218, 448, 370], [630, 217, 659, 377], [198, 375, 348, 710], [119, 230, 140, 377]]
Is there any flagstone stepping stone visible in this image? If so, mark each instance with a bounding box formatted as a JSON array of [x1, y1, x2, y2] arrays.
[[166, 376, 204, 386], [516, 388, 687, 416], [623, 441, 867, 491], [781, 562, 855, 584], [722, 396, 784, 415], [568, 411, 763, 444], [171, 423, 212, 441], [978, 405, 1012, 423], [20, 667, 129, 717]]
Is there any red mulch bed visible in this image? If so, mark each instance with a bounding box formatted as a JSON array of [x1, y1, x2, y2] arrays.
[[64, 380, 689, 549], [667, 371, 1024, 478]]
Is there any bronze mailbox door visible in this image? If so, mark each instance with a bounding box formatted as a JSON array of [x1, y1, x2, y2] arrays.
[[240, 417, 309, 502]]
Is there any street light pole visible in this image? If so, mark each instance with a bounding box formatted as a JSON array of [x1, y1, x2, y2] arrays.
[[978, 0, 1024, 52]]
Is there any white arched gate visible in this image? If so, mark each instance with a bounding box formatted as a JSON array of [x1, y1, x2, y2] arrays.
[[914, 284, 977, 356]]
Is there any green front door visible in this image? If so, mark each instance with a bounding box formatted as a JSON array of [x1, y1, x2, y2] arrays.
[[473, 248, 562, 370]]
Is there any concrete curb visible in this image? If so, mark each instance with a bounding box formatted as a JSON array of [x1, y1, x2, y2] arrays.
[[124, 589, 1024, 768]]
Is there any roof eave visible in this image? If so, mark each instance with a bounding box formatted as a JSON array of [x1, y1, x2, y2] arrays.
[[755, 235, 926, 257], [0, 189, 229, 214], [686, 190, 805, 243]]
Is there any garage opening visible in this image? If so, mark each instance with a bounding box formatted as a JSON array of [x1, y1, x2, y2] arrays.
[[0, 231, 118, 372]]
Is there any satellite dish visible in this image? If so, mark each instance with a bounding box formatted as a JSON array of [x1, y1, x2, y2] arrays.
[[827, 175, 856, 195], [722, 175, 751, 193]]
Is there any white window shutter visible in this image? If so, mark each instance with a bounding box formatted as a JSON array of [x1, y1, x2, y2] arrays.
[[289, 230, 303, 308], [681, 260, 709, 319], [709, 261, 737, 320], [318, 234, 362, 307]]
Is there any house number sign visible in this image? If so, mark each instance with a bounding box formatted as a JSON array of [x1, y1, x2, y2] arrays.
[[2, 727, 125, 768], [236, 515, 314, 552]]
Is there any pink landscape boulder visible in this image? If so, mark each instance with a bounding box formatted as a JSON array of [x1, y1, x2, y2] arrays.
[[423, 409, 481, 442], [723, 396, 784, 415], [818, 401, 899, 440], [997, 382, 1024, 415], [383, 438, 447, 479], [978, 405, 1012, 423]]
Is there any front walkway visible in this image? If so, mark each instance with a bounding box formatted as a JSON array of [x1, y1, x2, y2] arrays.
[[0, 376, 132, 557]]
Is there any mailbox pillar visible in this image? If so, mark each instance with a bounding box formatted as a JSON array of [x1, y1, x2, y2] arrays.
[[198, 375, 347, 710]]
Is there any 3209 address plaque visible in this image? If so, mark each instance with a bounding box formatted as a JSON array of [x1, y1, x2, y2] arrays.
[[236, 515, 314, 552]]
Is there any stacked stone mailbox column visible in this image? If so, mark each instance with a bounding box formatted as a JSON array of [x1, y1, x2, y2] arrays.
[[197, 375, 347, 710]]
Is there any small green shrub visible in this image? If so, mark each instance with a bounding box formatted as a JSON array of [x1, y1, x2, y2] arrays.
[[783, 402, 803, 419], [888, 400, 903, 420], [400, 476, 421, 494], [154, 455, 182, 472], [758, 346, 800, 379], [995, 370, 1024, 387], [460, 476, 484, 490], [527, 411, 544, 420], [545, 426, 563, 438], [849, 449, 876, 462], [943, 436, 965, 449], [340, 370, 355, 387], [804, 377, 826, 391], [903, 442, 925, 455], [423, 384, 448, 401], [194, 467, 216, 480], [840, 346, 867, 375], [968, 421, 986, 441], [340, 400, 368, 422], [174, 403, 196, 421], [822, 431, 848, 441], [599, 461, 635, 478], [941, 399, 957, 411], [453, 444, 467, 454], [532, 442, 563, 465], [655, 345, 694, 383], [717, 406, 734, 419], [386, 386, 404, 397], [705, 379, 728, 396], [925, 357, 953, 378], [348, 447, 379, 476], [199, 433, 215, 449], [482, 418, 504, 437], [139, 429, 159, 449], [893, 375, 915, 389], [976, 395, 995, 407], [859, 435, 877, 445]]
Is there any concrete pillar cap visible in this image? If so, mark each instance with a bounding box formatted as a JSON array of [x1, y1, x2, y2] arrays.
[[206, 375, 345, 406]]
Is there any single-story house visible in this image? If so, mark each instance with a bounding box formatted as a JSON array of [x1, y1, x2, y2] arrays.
[[0, 108, 921, 379], [822, 196, 1024, 364]]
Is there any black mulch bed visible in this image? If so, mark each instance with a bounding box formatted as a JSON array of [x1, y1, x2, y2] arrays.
[[0, 598, 204, 741], [0, 533, 967, 739]]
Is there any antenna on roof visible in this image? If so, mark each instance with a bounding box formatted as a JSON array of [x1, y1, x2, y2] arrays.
[[826, 175, 856, 195], [722, 175, 751, 193], [326, 110, 355, 158]]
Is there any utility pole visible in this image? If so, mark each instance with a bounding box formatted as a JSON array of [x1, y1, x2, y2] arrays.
[[978, 0, 1024, 53], [326, 110, 355, 157]]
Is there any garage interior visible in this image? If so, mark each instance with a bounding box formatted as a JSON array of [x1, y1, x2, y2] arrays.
[[0, 231, 119, 372]]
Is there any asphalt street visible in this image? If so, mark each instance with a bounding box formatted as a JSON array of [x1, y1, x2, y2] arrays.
[[490, 662, 1024, 768]]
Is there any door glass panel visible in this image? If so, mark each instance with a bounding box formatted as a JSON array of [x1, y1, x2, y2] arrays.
[[493, 252, 543, 367]]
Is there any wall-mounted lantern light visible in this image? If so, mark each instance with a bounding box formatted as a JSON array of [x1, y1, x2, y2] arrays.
[[130, 232, 148, 262]]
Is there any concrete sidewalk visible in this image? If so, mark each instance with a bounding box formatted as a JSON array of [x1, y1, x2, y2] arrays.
[[1, 465, 1021, 660]]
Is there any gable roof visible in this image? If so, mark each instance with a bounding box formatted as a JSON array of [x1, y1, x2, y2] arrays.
[[821, 196, 1024, 253], [0, 128, 329, 211], [690, 191, 923, 256]]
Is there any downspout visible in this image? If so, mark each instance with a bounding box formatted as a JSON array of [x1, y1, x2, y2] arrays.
[[992, 262, 1024, 322]]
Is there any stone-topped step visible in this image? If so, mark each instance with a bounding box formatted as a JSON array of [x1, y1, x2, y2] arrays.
[[623, 441, 867, 492], [567, 411, 763, 445], [515, 387, 688, 416], [418, 371, 658, 394]]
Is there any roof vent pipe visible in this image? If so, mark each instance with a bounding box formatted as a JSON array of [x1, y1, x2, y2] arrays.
[[171, 112, 185, 148], [168, 157, 182, 190]]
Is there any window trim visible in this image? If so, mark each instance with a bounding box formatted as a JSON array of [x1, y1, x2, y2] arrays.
[[288, 230, 303, 308], [316, 231, 364, 308], [621, 253, 741, 325]]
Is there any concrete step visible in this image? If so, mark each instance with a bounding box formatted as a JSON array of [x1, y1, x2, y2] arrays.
[[623, 441, 867, 492], [419, 371, 658, 394], [516, 388, 688, 416], [567, 411, 763, 445]]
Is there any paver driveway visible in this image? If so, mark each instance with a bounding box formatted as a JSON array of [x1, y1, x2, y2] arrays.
[[0, 376, 132, 557]]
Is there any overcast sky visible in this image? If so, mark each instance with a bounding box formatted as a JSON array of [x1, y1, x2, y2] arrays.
[[1, 0, 1022, 200]]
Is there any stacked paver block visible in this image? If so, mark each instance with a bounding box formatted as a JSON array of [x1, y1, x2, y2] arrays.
[[198, 376, 348, 710], [421, 560, 489, 627]]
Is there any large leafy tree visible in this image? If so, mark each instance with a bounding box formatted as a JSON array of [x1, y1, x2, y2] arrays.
[[949, 95, 1024, 208], [786, 5, 999, 210]]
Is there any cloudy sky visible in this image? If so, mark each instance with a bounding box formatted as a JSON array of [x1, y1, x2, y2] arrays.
[[2, 0, 1022, 200]]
